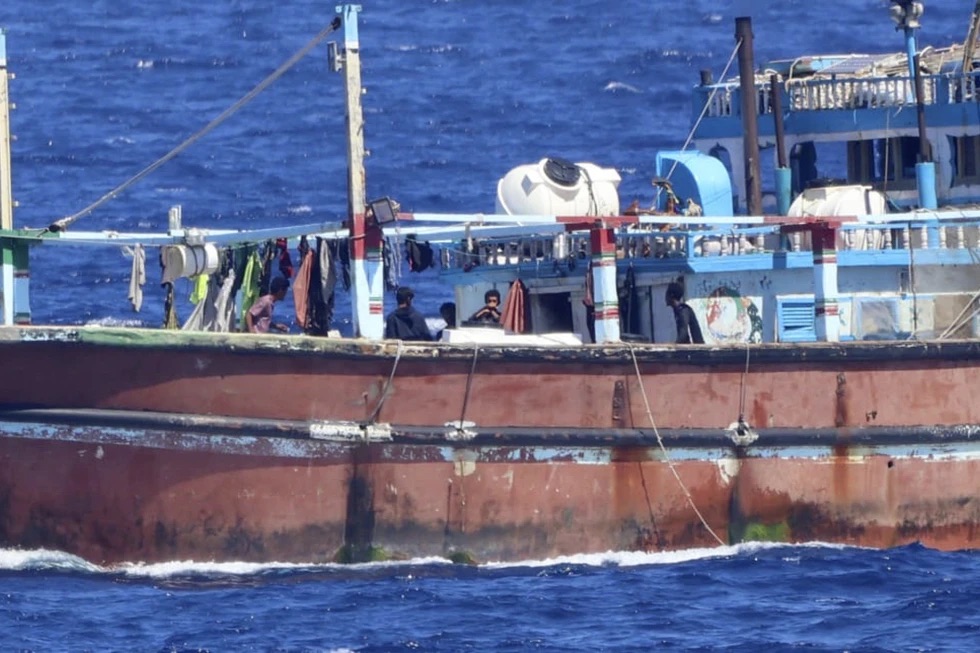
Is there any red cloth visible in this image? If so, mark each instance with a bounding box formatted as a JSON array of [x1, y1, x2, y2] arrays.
[[501, 279, 529, 334], [293, 249, 313, 329]]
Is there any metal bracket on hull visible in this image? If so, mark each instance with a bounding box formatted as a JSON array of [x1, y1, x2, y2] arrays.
[[725, 420, 758, 446], [444, 420, 477, 441]]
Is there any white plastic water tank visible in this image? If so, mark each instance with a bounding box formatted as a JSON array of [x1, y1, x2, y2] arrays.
[[787, 184, 887, 217], [787, 184, 889, 249], [495, 158, 621, 216]]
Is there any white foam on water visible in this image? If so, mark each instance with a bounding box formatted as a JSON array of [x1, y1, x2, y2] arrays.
[[0, 543, 867, 577], [603, 81, 640, 93], [0, 548, 103, 573], [117, 555, 454, 578], [484, 541, 860, 569]]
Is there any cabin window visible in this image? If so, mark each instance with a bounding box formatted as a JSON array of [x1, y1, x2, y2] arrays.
[[846, 137, 919, 188], [790, 142, 818, 194], [952, 135, 980, 183]]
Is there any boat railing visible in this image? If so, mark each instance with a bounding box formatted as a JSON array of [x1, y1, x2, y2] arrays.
[[697, 70, 980, 118], [439, 220, 980, 270]]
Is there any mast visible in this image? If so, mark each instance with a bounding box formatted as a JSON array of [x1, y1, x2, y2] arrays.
[[0, 29, 12, 231], [890, 1, 937, 210], [735, 17, 762, 216], [337, 4, 384, 339], [0, 29, 15, 326]]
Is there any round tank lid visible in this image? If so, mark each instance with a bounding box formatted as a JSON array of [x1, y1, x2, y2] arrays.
[[543, 157, 581, 187]]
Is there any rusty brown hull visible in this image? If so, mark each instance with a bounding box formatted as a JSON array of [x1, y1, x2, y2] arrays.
[[1, 326, 980, 564]]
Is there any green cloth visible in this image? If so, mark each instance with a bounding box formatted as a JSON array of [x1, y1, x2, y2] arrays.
[[238, 250, 263, 331], [189, 274, 209, 305]]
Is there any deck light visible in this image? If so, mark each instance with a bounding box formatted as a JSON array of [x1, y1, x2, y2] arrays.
[[367, 196, 399, 226], [890, 0, 924, 30]]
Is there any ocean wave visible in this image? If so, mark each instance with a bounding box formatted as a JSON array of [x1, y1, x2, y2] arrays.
[[603, 81, 640, 94], [0, 542, 862, 579]]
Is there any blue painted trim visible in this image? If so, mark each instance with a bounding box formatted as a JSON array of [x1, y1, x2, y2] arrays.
[[0, 29, 6, 67], [337, 4, 361, 45], [904, 28, 918, 86], [440, 248, 980, 284], [692, 78, 980, 142], [775, 167, 792, 215], [916, 161, 938, 210]]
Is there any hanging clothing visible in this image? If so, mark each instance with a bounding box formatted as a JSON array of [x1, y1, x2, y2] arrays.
[[382, 237, 399, 291], [238, 249, 264, 332], [182, 268, 237, 332], [583, 261, 596, 344], [259, 240, 276, 296], [126, 244, 146, 312], [405, 235, 435, 272], [293, 237, 314, 330], [189, 274, 209, 305], [501, 279, 529, 334], [162, 282, 179, 330], [276, 237, 294, 279], [332, 238, 351, 291], [619, 265, 642, 336], [308, 237, 336, 335]]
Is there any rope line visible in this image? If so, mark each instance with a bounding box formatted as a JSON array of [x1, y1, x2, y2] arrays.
[[626, 343, 726, 547], [737, 340, 750, 425], [457, 342, 480, 430], [49, 17, 343, 232], [661, 38, 742, 187], [635, 462, 666, 550], [367, 340, 404, 424]]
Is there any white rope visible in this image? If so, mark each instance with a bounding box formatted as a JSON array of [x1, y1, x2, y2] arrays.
[[368, 340, 404, 424], [49, 17, 342, 231], [661, 38, 743, 189], [626, 344, 726, 547]]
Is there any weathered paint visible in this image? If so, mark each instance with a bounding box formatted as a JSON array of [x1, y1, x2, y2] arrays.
[[2, 326, 980, 563], [0, 409, 979, 563]]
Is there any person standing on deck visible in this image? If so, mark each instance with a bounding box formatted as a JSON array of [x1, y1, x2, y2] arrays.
[[436, 301, 457, 341], [245, 276, 290, 334], [665, 281, 704, 344], [385, 286, 432, 341], [467, 289, 502, 324]]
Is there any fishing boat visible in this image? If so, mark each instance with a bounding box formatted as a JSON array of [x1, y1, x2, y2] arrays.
[[1, 2, 980, 565]]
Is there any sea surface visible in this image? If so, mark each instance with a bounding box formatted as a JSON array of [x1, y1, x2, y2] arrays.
[[3, 0, 980, 650]]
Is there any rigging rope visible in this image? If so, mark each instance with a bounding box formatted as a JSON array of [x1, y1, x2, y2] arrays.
[[367, 340, 404, 425], [737, 340, 750, 427], [457, 342, 480, 431], [48, 16, 343, 233], [661, 38, 743, 188], [626, 344, 726, 547]]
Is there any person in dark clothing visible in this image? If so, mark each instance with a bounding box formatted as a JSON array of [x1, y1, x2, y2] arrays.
[[468, 289, 502, 324], [385, 286, 432, 341], [436, 301, 456, 341], [665, 281, 704, 344]]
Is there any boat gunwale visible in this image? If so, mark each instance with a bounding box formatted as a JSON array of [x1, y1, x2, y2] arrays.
[[4, 324, 980, 365]]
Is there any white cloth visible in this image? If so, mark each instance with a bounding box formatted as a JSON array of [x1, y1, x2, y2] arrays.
[[125, 244, 146, 312], [181, 268, 237, 332]]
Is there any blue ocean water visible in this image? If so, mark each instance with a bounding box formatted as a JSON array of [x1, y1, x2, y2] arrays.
[[3, 0, 980, 650]]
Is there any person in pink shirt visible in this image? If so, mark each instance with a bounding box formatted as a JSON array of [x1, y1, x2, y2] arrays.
[[246, 277, 290, 333]]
